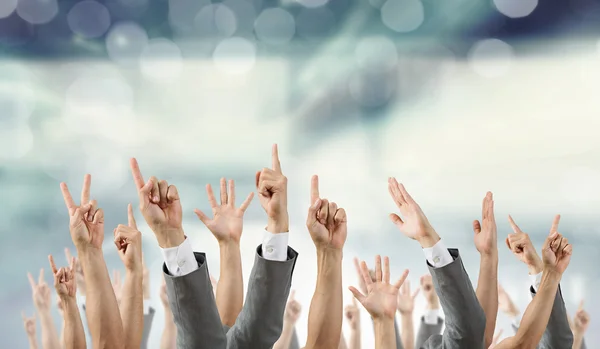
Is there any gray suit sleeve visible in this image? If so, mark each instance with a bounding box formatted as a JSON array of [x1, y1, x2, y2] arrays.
[[415, 316, 443, 349], [164, 252, 227, 349], [226, 245, 298, 349], [581, 338, 587, 349], [530, 285, 573, 349], [422, 249, 486, 349], [140, 307, 156, 349], [289, 327, 300, 349]]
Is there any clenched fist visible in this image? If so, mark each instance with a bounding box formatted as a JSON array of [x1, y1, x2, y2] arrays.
[[130, 159, 184, 248], [345, 298, 360, 330], [256, 144, 289, 233], [114, 204, 143, 272], [284, 290, 302, 324], [541, 215, 572, 275], [506, 215, 543, 274], [60, 174, 104, 250], [306, 175, 347, 250]]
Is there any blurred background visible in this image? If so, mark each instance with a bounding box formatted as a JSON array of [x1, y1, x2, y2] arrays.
[[1, 0, 600, 347]]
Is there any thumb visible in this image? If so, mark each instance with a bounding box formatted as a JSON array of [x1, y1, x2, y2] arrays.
[[127, 204, 137, 229], [473, 220, 481, 234], [290, 289, 296, 300], [194, 209, 211, 227], [542, 231, 558, 251], [348, 286, 365, 305], [578, 300, 584, 311], [389, 213, 404, 228]]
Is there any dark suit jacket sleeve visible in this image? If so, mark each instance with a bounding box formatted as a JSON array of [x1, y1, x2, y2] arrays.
[[163, 252, 227, 349], [141, 306, 155, 349], [415, 316, 443, 349], [423, 249, 486, 349], [225, 245, 298, 349], [529, 285, 574, 349]]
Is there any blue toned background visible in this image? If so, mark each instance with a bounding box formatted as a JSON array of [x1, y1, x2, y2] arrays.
[[1, 0, 599, 347]]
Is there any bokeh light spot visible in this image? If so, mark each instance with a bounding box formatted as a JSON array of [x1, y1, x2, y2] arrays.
[[254, 8, 295, 45], [468, 38, 514, 78], [493, 0, 538, 18], [194, 3, 237, 38], [140, 38, 183, 81], [381, 0, 424, 33], [213, 37, 257, 75], [16, 0, 59, 25], [67, 0, 112, 38], [106, 21, 148, 65], [354, 36, 398, 72], [0, 0, 18, 19]]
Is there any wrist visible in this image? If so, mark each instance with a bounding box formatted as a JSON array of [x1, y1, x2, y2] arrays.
[[527, 259, 543, 275], [399, 309, 413, 317], [126, 268, 144, 278], [480, 250, 499, 261], [541, 268, 562, 282], [267, 215, 289, 234], [156, 228, 186, 248], [507, 308, 520, 318], [417, 231, 440, 248], [218, 239, 241, 250], [427, 300, 440, 309]]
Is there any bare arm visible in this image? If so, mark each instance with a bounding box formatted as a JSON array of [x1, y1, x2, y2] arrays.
[[22, 312, 39, 349], [159, 278, 176, 349], [572, 301, 590, 349], [374, 318, 396, 349], [473, 193, 498, 348], [274, 292, 302, 349], [273, 320, 297, 349], [400, 313, 414, 349], [62, 297, 87, 349], [38, 308, 61, 349], [305, 248, 343, 349], [345, 299, 361, 349], [338, 333, 348, 349], [194, 179, 254, 327], [115, 205, 144, 349], [28, 270, 60, 349], [397, 280, 419, 349]]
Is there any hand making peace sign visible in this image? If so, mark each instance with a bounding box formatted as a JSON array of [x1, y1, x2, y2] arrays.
[[60, 174, 104, 249]]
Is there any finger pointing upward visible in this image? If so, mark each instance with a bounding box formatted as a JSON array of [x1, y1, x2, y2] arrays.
[[272, 144, 282, 173], [127, 203, 137, 229], [130, 158, 145, 191], [311, 175, 319, 204]]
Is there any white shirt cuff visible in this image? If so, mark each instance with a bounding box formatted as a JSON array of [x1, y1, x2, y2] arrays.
[[161, 237, 198, 276], [261, 231, 289, 261], [423, 240, 453, 268], [423, 309, 440, 325], [530, 272, 542, 293], [143, 301, 151, 315]]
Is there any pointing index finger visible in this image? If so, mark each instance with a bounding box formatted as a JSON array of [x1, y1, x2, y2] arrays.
[[551, 214, 561, 233], [60, 183, 77, 216], [127, 203, 137, 229], [507, 215, 522, 234], [81, 174, 91, 206], [272, 144, 282, 173], [130, 158, 146, 191], [48, 255, 58, 275], [310, 175, 319, 204]]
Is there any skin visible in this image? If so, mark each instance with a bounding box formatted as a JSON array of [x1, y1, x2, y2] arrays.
[[194, 177, 254, 327], [273, 290, 302, 349], [345, 298, 361, 349], [397, 280, 419, 349], [28, 268, 60, 349], [349, 256, 409, 349], [303, 175, 347, 349], [60, 174, 124, 349], [473, 192, 499, 348], [22, 312, 38, 349]]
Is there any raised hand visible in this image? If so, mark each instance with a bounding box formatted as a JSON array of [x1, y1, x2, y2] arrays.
[[210, 274, 218, 292], [420, 274, 439, 309], [64, 248, 85, 296], [388, 178, 439, 247], [114, 204, 143, 272], [21, 312, 36, 337], [345, 297, 361, 330], [473, 192, 497, 255], [130, 158, 184, 248], [497, 284, 519, 317], [284, 290, 302, 324], [397, 279, 419, 315], [506, 215, 543, 274], [349, 255, 408, 319], [48, 255, 77, 299], [573, 300, 590, 335], [541, 215, 572, 274], [306, 175, 347, 250], [256, 144, 289, 233], [28, 269, 51, 311], [194, 178, 254, 244], [60, 174, 104, 249], [353, 257, 375, 294], [112, 270, 122, 306]]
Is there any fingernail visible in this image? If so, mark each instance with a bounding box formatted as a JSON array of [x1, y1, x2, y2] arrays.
[[153, 196, 159, 202]]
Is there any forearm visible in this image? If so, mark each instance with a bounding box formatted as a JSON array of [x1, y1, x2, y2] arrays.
[[305, 248, 343, 349], [338, 333, 348, 349], [400, 313, 414, 349], [348, 327, 361, 349], [120, 269, 143, 349], [63, 298, 86, 349], [78, 248, 124, 349], [216, 240, 243, 327], [476, 253, 498, 348], [27, 335, 38, 349], [514, 270, 561, 348], [572, 334, 584, 349], [38, 310, 61, 349], [60, 320, 65, 349], [160, 309, 176, 349], [374, 318, 396, 349], [273, 322, 296, 349]]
